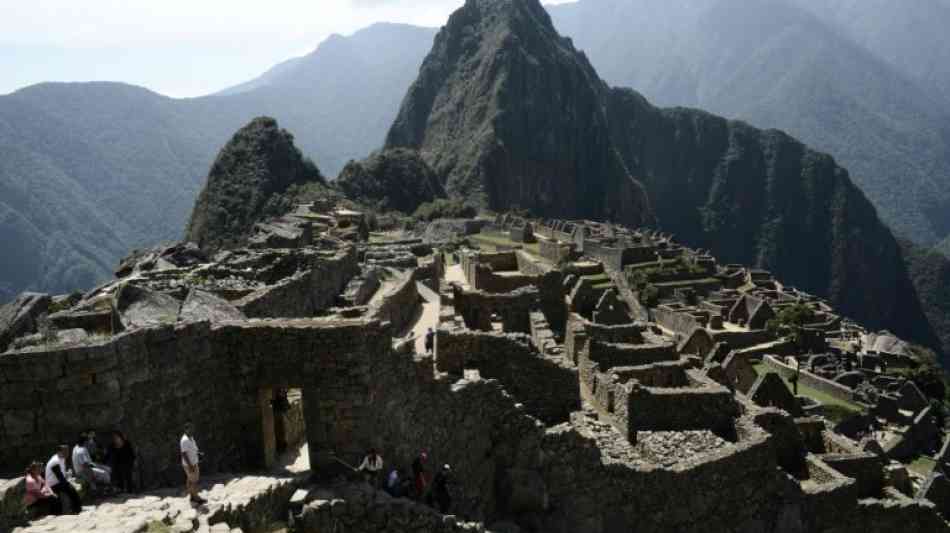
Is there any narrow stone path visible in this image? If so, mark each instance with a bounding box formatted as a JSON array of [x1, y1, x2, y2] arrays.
[[413, 282, 440, 355]]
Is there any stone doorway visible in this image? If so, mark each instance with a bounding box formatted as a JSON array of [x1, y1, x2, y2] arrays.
[[258, 387, 307, 471]]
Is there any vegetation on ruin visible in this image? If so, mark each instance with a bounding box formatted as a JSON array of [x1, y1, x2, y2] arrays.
[[336, 148, 445, 213], [752, 362, 865, 424], [766, 303, 816, 344], [412, 199, 478, 222]]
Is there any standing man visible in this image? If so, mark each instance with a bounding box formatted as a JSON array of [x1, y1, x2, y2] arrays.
[[180, 423, 206, 505], [46, 445, 81, 513], [425, 328, 435, 355]]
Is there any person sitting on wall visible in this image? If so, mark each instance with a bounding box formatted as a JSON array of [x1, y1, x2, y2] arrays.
[[425, 328, 435, 354], [357, 448, 384, 488], [386, 467, 403, 497], [23, 461, 61, 517], [79, 430, 98, 462], [73, 434, 111, 496], [106, 430, 136, 494], [180, 422, 206, 505], [412, 451, 429, 500], [46, 445, 81, 514]]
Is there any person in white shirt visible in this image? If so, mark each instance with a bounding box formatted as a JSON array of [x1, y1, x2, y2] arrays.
[[180, 423, 205, 504], [72, 434, 111, 495], [46, 445, 81, 513], [357, 448, 384, 488]]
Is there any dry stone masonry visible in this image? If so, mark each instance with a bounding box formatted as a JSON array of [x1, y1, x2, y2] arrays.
[[1, 210, 948, 532]]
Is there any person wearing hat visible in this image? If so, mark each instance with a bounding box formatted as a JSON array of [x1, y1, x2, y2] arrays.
[[429, 463, 453, 513]]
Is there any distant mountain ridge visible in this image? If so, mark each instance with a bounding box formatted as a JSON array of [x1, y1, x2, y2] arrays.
[[548, 0, 950, 245], [0, 23, 435, 303]]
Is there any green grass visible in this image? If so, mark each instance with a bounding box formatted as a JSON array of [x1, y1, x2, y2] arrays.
[[145, 522, 173, 533], [752, 362, 866, 423], [470, 231, 545, 260], [908, 455, 937, 477]]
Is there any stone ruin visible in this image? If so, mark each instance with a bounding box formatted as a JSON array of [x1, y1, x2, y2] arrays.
[[1, 211, 948, 532]]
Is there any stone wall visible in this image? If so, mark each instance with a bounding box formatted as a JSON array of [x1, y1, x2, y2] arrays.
[[709, 328, 775, 349], [763, 355, 855, 404], [371, 270, 421, 334], [235, 246, 358, 318], [297, 492, 490, 532], [0, 318, 388, 487], [653, 306, 707, 336], [452, 287, 537, 334], [433, 329, 578, 425], [538, 415, 786, 533], [587, 340, 678, 368]]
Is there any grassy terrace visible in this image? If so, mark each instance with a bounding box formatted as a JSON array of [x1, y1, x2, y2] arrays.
[[752, 362, 866, 424], [469, 231, 548, 261], [908, 455, 937, 477]]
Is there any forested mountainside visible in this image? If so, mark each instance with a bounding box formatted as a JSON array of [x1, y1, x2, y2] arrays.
[[336, 148, 445, 214], [383, 0, 948, 363], [793, 0, 950, 108], [548, 0, 950, 246], [185, 117, 324, 252], [385, 0, 654, 228], [0, 23, 435, 303]]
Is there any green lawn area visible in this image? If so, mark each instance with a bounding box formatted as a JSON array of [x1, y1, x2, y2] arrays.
[[470, 231, 546, 260], [908, 455, 937, 477], [752, 362, 865, 423]]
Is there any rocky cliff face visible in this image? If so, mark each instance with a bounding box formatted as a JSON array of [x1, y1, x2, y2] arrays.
[[185, 117, 323, 252], [385, 0, 654, 228], [336, 148, 445, 213], [385, 0, 945, 358], [606, 88, 937, 347]]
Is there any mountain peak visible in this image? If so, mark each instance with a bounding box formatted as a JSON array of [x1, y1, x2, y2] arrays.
[[386, 0, 654, 226], [185, 116, 323, 252]]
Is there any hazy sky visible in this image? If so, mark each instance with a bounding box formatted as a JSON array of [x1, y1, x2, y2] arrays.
[[1, 0, 568, 98]]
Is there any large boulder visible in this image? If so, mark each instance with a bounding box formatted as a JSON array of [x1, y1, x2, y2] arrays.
[[115, 284, 181, 329], [0, 292, 51, 352], [179, 289, 246, 323]]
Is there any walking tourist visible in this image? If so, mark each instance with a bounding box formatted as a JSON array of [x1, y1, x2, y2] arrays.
[[46, 445, 81, 513], [23, 461, 61, 516], [107, 430, 136, 493], [180, 423, 206, 505], [425, 328, 435, 354], [357, 448, 384, 488]]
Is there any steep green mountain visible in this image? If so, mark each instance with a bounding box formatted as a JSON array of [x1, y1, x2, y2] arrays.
[[385, 0, 654, 227], [0, 83, 220, 302], [185, 117, 323, 252], [336, 148, 445, 213], [387, 0, 945, 360], [0, 23, 435, 303], [548, 0, 950, 245]]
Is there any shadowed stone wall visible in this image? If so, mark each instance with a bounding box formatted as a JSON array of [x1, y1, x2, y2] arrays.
[[0, 318, 389, 487]]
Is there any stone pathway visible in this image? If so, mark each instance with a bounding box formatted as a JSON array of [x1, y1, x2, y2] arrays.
[[413, 282, 440, 355], [14, 474, 297, 533], [444, 264, 468, 289]]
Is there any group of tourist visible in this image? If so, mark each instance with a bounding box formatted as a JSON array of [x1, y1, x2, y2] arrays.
[[358, 449, 453, 513], [22, 429, 136, 517]]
